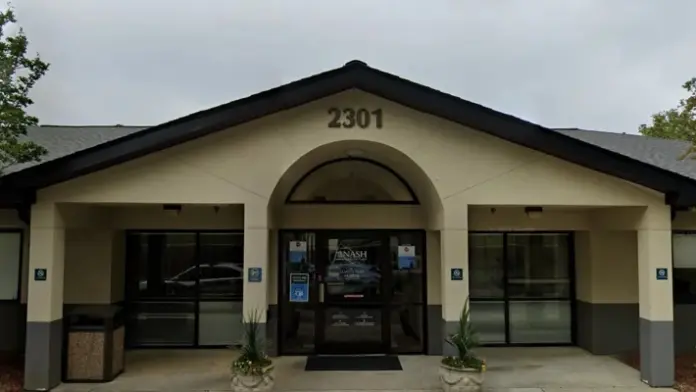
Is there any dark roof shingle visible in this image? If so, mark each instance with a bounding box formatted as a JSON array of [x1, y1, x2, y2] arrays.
[[8, 125, 146, 173], [554, 128, 696, 180]]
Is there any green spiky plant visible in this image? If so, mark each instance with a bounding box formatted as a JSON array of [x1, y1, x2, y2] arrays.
[[232, 309, 273, 376], [442, 297, 486, 371]]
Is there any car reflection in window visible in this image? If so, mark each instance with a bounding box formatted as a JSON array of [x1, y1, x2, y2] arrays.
[[139, 263, 244, 298]]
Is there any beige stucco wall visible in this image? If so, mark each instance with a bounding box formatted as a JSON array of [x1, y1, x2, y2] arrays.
[[36, 90, 662, 214], [574, 230, 638, 303]]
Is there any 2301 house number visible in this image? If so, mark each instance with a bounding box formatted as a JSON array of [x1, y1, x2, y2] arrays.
[[327, 108, 384, 129]]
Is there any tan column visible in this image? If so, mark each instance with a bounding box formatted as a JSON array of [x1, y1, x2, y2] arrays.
[[24, 203, 65, 391], [637, 205, 674, 387], [242, 201, 271, 349], [440, 204, 468, 356]]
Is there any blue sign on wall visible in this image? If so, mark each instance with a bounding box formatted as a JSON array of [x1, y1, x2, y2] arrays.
[[289, 273, 309, 303], [656, 268, 668, 280], [451, 268, 463, 281], [34, 268, 47, 281], [248, 267, 262, 283]]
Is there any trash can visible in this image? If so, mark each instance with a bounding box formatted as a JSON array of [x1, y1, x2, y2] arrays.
[[64, 305, 125, 382]]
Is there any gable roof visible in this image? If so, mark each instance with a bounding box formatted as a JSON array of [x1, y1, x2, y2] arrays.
[[3, 60, 696, 207]]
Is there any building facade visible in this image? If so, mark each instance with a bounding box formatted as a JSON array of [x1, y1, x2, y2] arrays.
[[0, 60, 695, 390]]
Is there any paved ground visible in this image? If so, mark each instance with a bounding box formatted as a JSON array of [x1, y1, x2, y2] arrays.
[[55, 347, 674, 392]]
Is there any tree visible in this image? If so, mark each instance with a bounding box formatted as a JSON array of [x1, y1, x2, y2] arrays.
[[0, 4, 49, 172], [639, 78, 696, 159]]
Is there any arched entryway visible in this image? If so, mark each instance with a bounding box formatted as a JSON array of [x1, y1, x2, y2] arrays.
[[268, 140, 442, 355]]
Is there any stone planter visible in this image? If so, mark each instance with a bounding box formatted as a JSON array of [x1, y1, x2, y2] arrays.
[[230, 364, 275, 392], [439, 363, 484, 392]]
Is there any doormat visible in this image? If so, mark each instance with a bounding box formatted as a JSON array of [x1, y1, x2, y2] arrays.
[[305, 355, 402, 371]]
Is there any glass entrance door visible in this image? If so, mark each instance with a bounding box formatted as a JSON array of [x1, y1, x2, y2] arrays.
[[278, 230, 426, 355], [316, 232, 390, 354], [468, 232, 574, 345]]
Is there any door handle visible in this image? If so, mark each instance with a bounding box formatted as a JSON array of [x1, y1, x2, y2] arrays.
[[319, 282, 325, 303]]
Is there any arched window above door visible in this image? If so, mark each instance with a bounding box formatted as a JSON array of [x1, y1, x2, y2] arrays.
[[285, 158, 418, 204]]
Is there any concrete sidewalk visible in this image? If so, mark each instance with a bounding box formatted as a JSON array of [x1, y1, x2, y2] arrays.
[[54, 347, 674, 392]]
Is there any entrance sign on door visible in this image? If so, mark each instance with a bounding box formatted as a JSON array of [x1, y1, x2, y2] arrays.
[[398, 245, 416, 270], [289, 273, 310, 302], [289, 241, 307, 264]]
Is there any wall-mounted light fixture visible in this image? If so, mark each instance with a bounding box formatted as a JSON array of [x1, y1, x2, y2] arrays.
[[162, 204, 182, 216], [524, 206, 543, 219]]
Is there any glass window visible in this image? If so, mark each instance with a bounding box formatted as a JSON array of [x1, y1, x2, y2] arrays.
[[508, 300, 572, 344], [469, 300, 506, 344], [199, 233, 244, 300], [507, 234, 571, 299], [469, 234, 504, 298], [134, 233, 197, 299], [673, 234, 696, 304], [0, 232, 21, 300]]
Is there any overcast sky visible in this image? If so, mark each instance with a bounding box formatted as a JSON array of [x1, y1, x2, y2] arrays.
[[14, 0, 696, 134]]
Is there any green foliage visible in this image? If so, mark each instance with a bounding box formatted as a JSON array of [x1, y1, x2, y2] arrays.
[[442, 297, 486, 371], [0, 4, 49, 172], [232, 309, 272, 376], [639, 78, 696, 159]]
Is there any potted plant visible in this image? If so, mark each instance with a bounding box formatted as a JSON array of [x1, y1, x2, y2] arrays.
[[439, 297, 486, 392], [230, 309, 275, 392]]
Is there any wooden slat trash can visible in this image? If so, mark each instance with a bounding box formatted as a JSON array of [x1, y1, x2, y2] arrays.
[[64, 305, 125, 382]]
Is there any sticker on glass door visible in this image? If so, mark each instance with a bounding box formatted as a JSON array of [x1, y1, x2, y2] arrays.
[[289, 241, 307, 263], [398, 245, 416, 270], [289, 273, 309, 303]]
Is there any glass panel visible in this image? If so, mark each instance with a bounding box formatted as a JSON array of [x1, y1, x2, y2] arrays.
[[135, 233, 198, 299], [390, 304, 423, 353], [287, 160, 415, 202], [198, 233, 244, 300], [280, 232, 316, 354], [469, 301, 506, 344], [324, 306, 382, 344], [674, 268, 696, 304], [674, 234, 696, 268], [469, 234, 504, 298], [389, 233, 423, 304], [508, 300, 572, 343], [507, 234, 570, 298], [325, 237, 382, 301], [281, 305, 315, 353], [0, 232, 21, 300], [127, 301, 195, 346], [198, 301, 243, 346]]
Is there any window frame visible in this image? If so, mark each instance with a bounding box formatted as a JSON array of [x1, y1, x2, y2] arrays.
[[672, 231, 696, 304], [125, 230, 245, 302], [0, 229, 23, 302]]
